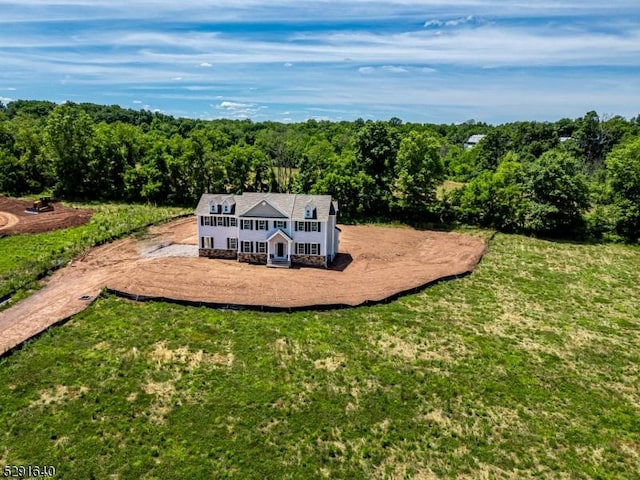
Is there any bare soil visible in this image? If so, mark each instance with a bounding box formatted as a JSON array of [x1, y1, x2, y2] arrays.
[[0, 217, 486, 354], [0, 196, 93, 235]]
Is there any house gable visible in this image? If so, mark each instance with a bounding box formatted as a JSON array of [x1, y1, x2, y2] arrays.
[[267, 228, 293, 242], [241, 199, 288, 218]]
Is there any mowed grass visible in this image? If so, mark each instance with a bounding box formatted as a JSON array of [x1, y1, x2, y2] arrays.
[[0, 202, 190, 298], [1, 233, 639, 479]]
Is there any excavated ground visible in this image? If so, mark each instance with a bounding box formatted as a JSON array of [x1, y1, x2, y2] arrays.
[[0, 217, 486, 355], [0, 196, 93, 235]]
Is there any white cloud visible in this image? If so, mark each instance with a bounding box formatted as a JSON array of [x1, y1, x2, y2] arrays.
[[284, 62, 293, 67], [132, 100, 142, 104], [215, 100, 266, 119], [445, 15, 476, 26], [219, 101, 252, 109], [0, 96, 14, 104], [358, 66, 375, 74], [200, 62, 212, 67], [381, 65, 408, 73]]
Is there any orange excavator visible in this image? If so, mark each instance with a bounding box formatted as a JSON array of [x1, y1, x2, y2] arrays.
[[25, 197, 54, 214]]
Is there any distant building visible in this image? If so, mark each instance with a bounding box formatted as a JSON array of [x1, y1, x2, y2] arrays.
[[559, 136, 572, 143], [195, 193, 340, 268], [464, 134, 486, 149]]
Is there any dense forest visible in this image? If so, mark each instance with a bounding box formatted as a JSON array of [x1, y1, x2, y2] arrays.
[[1, 99, 639, 242]]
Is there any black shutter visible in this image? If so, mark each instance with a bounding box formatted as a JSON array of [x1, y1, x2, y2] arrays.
[[240, 220, 244, 230], [318, 222, 321, 233]]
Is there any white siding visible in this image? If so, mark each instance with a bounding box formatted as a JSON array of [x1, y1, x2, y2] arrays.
[[238, 218, 293, 244], [294, 228, 326, 255], [197, 216, 238, 249]]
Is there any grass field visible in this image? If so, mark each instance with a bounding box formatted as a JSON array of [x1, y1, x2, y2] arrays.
[[1, 232, 639, 478], [0, 202, 190, 299]]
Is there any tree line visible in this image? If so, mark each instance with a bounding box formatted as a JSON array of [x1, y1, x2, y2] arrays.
[[0, 100, 639, 242]]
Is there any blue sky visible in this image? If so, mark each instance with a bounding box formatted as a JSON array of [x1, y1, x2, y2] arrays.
[[1, 1, 639, 124]]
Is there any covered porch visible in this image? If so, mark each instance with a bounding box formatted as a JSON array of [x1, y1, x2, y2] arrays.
[[267, 229, 293, 268]]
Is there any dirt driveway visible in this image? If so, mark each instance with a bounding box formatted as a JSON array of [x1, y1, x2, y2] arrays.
[[0, 218, 486, 355]]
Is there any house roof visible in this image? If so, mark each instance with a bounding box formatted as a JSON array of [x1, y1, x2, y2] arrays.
[[267, 228, 293, 242], [196, 193, 337, 221], [465, 134, 486, 144]]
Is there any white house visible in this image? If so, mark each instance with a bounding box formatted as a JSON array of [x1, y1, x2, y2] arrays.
[[196, 193, 340, 268]]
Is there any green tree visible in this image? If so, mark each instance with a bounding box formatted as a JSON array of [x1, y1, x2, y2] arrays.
[[605, 135, 640, 241], [44, 103, 95, 198], [312, 152, 376, 219], [355, 121, 399, 213], [222, 144, 270, 194], [522, 150, 589, 235], [451, 158, 526, 231], [393, 130, 444, 214]]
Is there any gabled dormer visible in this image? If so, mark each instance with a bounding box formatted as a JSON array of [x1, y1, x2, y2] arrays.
[[222, 198, 235, 214], [209, 200, 220, 214], [304, 201, 316, 219]]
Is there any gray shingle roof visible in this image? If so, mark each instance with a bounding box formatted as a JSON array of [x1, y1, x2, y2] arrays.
[[465, 134, 486, 144], [194, 194, 236, 216], [195, 193, 337, 221]]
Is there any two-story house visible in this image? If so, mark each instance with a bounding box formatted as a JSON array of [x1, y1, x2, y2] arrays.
[[196, 193, 340, 268]]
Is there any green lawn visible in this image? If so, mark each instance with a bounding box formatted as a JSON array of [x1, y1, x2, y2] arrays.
[[0, 202, 190, 299], [1, 233, 639, 479]]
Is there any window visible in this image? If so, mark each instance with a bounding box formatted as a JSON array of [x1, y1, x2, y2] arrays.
[[241, 241, 253, 253], [222, 201, 231, 213], [214, 216, 237, 227], [202, 216, 212, 226], [241, 219, 253, 230], [294, 221, 320, 232], [209, 203, 219, 214], [201, 237, 214, 249], [295, 243, 320, 255], [274, 220, 287, 229], [256, 242, 267, 254], [227, 238, 237, 250], [256, 219, 267, 230]]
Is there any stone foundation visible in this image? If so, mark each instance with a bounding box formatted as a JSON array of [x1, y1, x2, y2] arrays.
[[199, 248, 237, 259], [238, 253, 268, 265], [291, 254, 327, 268]]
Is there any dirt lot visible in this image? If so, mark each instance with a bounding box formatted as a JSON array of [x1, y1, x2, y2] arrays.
[[0, 217, 486, 354], [0, 196, 93, 235]]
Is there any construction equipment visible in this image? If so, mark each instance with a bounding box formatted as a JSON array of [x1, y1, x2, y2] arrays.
[[25, 197, 54, 214]]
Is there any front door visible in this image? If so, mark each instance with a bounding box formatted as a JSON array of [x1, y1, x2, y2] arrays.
[[276, 242, 285, 258]]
